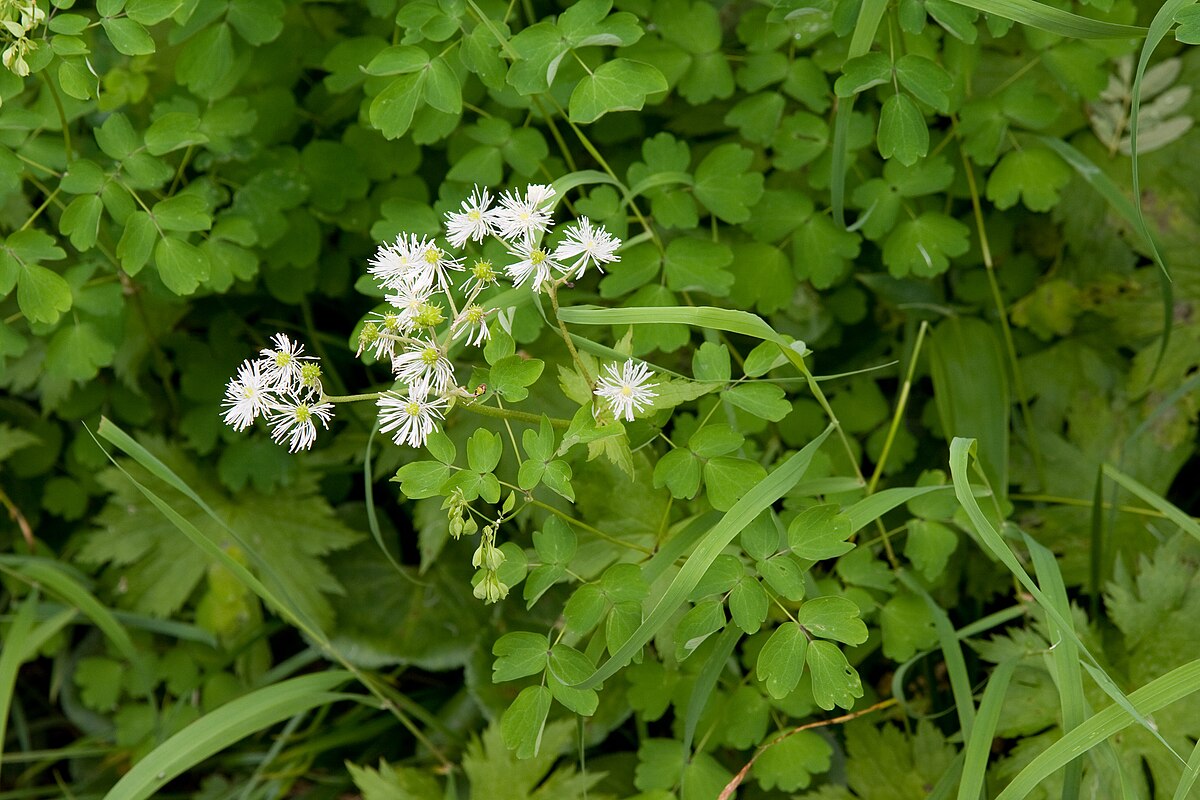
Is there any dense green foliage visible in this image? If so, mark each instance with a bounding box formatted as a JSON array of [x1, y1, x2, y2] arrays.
[[1, 0, 1199, 798]]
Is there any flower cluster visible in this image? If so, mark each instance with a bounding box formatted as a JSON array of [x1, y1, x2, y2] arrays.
[[361, 183, 621, 449], [221, 333, 333, 453], [222, 183, 632, 453], [1, 0, 44, 78]]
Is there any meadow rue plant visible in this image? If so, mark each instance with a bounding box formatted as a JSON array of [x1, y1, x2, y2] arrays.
[[7, 0, 1200, 797], [221, 183, 642, 453]]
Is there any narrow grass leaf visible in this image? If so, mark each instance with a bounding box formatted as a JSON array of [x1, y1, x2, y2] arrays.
[[570, 426, 833, 690], [1038, 135, 1172, 373], [1025, 534, 1087, 799], [845, 485, 953, 533], [832, 0, 889, 225], [941, 0, 1146, 37], [996, 658, 1200, 799], [950, 438, 1181, 764], [1172, 737, 1200, 800], [1101, 463, 1200, 541], [957, 660, 1017, 800], [0, 593, 68, 767], [683, 625, 740, 757], [94, 419, 326, 639], [103, 671, 353, 800], [363, 418, 421, 584], [0, 557, 144, 671], [898, 571, 976, 740]]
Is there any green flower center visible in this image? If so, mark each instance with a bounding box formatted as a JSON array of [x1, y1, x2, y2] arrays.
[[405, 401, 421, 417], [530, 249, 547, 266], [472, 260, 496, 281], [424, 248, 441, 266], [274, 352, 292, 368], [620, 385, 633, 397], [420, 348, 440, 366], [295, 404, 311, 423], [299, 363, 322, 386]]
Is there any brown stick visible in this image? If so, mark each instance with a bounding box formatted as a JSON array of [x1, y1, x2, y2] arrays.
[[717, 698, 898, 800], [0, 485, 35, 551]]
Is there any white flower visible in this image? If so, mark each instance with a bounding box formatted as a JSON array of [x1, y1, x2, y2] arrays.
[[493, 184, 555, 243], [505, 238, 561, 291], [452, 304, 491, 347], [367, 235, 419, 291], [377, 379, 448, 448], [221, 360, 273, 431], [410, 236, 464, 291], [268, 396, 334, 453], [392, 339, 456, 392], [594, 359, 657, 422], [554, 216, 621, 278], [257, 333, 315, 391], [444, 186, 496, 248], [385, 276, 434, 333]]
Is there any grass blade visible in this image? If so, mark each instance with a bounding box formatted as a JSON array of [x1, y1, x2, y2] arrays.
[[845, 485, 953, 533], [1037, 135, 1172, 374], [950, 438, 1180, 762], [570, 425, 833, 690], [102, 671, 353, 800], [557, 304, 791, 347], [0, 593, 75, 767], [996, 658, 1200, 799], [1101, 463, 1200, 540], [941, 0, 1145, 37], [957, 660, 1017, 800], [683, 625, 740, 757], [1025, 534, 1086, 799], [898, 572, 977, 741], [831, 0, 889, 226], [0, 557, 144, 672], [1172, 738, 1200, 800]]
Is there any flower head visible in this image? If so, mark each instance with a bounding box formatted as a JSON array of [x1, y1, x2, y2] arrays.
[[411, 237, 464, 291], [554, 216, 621, 278], [221, 360, 273, 431], [492, 184, 556, 243], [505, 238, 561, 292], [594, 359, 657, 422], [392, 339, 456, 392], [367, 235, 419, 291], [463, 258, 499, 296], [444, 186, 496, 248], [268, 396, 334, 453], [257, 333, 315, 391], [377, 379, 448, 448], [452, 304, 491, 347]]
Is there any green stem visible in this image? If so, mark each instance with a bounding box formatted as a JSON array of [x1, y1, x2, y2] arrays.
[[528, 499, 653, 555], [460, 401, 570, 429], [321, 392, 385, 403], [40, 74, 72, 164], [547, 283, 592, 383]]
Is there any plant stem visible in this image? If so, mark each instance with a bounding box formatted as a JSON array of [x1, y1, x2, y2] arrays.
[[41, 74, 72, 163], [547, 282, 592, 383], [321, 392, 384, 404], [460, 401, 570, 429], [527, 499, 653, 555]]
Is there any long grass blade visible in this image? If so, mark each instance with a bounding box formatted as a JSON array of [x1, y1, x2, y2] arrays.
[[1025, 534, 1086, 799], [845, 485, 953, 533], [957, 660, 1017, 800], [683, 625, 740, 757], [102, 671, 353, 800], [0, 557, 144, 672], [898, 572, 977, 740], [1101, 463, 1200, 540], [571, 425, 833, 690], [941, 0, 1145, 37], [1038, 135, 1172, 375], [951, 438, 1180, 762], [93, 420, 325, 639], [996, 658, 1200, 799], [831, 0, 889, 226], [1172, 737, 1200, 800]]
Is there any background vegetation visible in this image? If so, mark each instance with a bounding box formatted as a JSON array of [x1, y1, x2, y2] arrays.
[[1, 0, 1199, 798]]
